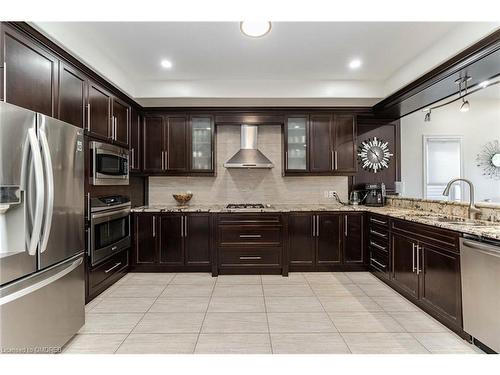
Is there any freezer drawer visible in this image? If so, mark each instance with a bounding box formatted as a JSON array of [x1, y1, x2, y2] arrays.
[[0, 254, 84, 353]]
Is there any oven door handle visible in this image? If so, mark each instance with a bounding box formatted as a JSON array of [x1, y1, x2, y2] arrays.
[[91, 207, 131, 221]]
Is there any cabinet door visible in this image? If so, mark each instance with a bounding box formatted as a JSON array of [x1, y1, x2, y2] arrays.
[[419, 242, 462, 327], [143, 115, 165, 172], [392, 232, 419, 299], [190, 115, 214, 172], [166, 116, 188, 171], [285, 116, 308, 172], [333, 114, 357, 173], [129, 108, 141, 172], [2, 25, 58, 116], [158, 214, 184, 265], [112, 97, 130, 147], [88, 81, 111, 140], [309, 114, 332, 172], [343, 213, 364, 264], [58, 62, 87, 128], [184, 214, 211, 265], [288, 213, 315, 266], [316, 213, 342, 265], [134, 214, 157, 264]]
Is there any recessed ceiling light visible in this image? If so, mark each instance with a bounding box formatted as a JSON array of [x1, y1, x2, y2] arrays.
[[240, 21, 272, 38], [348, 59, 362, 70], [161, 59, 173, 69], [479, 80, 490, 88]]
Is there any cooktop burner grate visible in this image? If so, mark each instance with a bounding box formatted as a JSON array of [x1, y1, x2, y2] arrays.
[[226, 203, 266, 209]]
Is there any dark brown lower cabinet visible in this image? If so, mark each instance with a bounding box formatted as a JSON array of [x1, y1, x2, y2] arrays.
[[132, 213, 211, 271], [392, 232, 419, 299], [288, 212, 364, 271], [87, 249, 129, 302]]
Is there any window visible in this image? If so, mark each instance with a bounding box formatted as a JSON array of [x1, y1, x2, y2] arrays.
[[423, 136, 463, 201]]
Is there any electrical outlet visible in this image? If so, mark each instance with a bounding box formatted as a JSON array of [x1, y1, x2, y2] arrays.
[[324, 190, 337, 199]]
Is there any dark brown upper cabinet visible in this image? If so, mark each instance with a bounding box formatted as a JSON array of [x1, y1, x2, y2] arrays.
[[112, 97, 130, 147], [284, 113, 357, 176], [129, 107, 141, 173], [143, 115, 165, 173], [332, 114, 357, 173], [58, 62, 87, 128], [87, 81, 112, 141], [166, 115, 189, 172], [1, 24, 58, 116], [190, 115, 215, 173]]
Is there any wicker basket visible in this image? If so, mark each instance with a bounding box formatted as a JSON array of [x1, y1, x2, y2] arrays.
[[172, 193, 193, 206]]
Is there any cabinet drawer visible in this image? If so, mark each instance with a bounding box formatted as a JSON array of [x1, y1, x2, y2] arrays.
[[218, 214, 282, 225], [219, 226, 282, 246], [368, 236, 389, 254], [369, 247, 388, 272], [392, 219, 459, 250], [368, 214, 389, 228], [218, 247, 282, 267], [368, 226, 389, 241], [89, 249, 128, 290]]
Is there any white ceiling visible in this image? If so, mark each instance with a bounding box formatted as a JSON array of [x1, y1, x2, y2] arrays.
[[33, 22, 500, 106]]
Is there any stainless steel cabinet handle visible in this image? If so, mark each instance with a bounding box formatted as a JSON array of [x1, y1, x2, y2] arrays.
[[412, 243, 416, 273], [87, 103, 91, 131], [370, 258, 386, 269], [114, 117, 117, 140], [285, 151, 288, 170], [331, 151, 334, 170], [370, 229, 387, 238], [316, 215, 320, 237], [370, 241, 386, 251], [2, 61, 6, 102], [416, 245, 421, 275], [87, 193, 91, 221], [104, 262, 122, 274], [87, 229, 91, 256], [240, 256, 262, 260], [370, 218, 387, 226], [161, 151, 164, 170], [180, 216, 184, 237], [312, 215, 316, 237], [184, 215, 188, 237], [131, 148, 135, 169], [239, 234, 262, 238], [211, 151, 214, 171], [165, 150, 169, 169], [334, 151, 338, 170], [152, 216, 156, 237], [344, 215, 348, 237]]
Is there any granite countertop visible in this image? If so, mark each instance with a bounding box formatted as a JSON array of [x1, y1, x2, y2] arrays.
[[131, 204, 500, 240]]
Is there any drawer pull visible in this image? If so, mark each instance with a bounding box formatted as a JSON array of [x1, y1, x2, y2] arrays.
[[370, 241, 386, 251], [370, 218, 387, 226], [239, 234, 262, 238], [370, 258, 386, 269], [370, 229, 387, 238], [239, 256, 262, 260], [104, 262, 122, 274]]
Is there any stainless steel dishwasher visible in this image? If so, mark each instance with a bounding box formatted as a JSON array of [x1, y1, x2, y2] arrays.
[[460, 235, 500, 353]]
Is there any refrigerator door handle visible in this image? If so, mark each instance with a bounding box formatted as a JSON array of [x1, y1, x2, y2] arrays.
[[0, 257, 83, 306], [38, 127, 54, 253], [25, 128, 45, 256]]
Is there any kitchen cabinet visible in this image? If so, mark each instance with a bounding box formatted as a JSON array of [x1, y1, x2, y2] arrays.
[[367, 214, 390, 278], [112, 97, 130, 147], [143, 115, 165, 172], [132, 212, 211, 270], [284, 113, 357, 175], [166, 116, 189, 172], [58, 62, 87, 128], [87, 80, 112, 141], [87, 248, 128, 302], [190, 115, 215, 172], [1, 23, 58, 116], [288, 212, 361, 270], [392, 232, 419, 299], [343, 212, 364, 264], [332, 114, 357, 173], [129, 108, 142, 173]]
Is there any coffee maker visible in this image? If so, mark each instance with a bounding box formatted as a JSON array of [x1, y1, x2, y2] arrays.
[[364, 183, 386, 206]]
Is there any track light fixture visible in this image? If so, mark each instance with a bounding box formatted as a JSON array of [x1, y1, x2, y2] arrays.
[[460, 98, 470, 112], [456, 74, 471, 113], [424, 109, 431, 122]]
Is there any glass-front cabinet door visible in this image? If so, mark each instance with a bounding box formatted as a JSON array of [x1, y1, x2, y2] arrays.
[[190, 115, 214, 172], [285, 116, 308, 172]]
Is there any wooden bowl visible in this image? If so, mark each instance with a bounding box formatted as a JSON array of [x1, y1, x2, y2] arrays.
[[172, 193, 193, 205]]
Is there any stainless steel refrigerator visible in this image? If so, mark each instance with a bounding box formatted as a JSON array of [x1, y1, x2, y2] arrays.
[[0, 102, 85, 353]]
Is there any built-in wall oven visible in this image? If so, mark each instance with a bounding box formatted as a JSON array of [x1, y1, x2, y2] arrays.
[[90, 141, 129, 185], [90, 195, 131, 266]]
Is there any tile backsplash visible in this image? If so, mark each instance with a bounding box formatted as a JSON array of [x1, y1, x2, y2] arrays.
[[149, 125, 348, 205]]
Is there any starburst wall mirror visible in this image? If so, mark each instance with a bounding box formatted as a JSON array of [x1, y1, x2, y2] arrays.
[[477, 140, 500, 180]]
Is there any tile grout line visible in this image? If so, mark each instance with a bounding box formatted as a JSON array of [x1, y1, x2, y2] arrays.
[[113, 273, 177, 354], [260, 275, 273, 354], [192, 274, 217, 354], [303, 272, 352, 354]]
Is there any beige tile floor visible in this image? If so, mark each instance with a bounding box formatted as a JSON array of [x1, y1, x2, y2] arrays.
[[64, 272, 482, 354]]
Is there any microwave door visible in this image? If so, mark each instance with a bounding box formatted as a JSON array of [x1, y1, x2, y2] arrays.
[[37, 115, 85, 270], [0, 102, 39, 285]]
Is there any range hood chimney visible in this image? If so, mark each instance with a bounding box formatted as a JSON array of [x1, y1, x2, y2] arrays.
[[223, 125, 274, 169]]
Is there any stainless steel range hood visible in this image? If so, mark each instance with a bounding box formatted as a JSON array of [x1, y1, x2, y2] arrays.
[[224, 124, 274, 169]]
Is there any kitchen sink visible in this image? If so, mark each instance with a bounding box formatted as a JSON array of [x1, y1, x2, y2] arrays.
[[436, 217, 492, 227]]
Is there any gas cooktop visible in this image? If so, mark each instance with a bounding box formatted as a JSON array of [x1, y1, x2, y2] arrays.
[[225, 203, 270, 209]]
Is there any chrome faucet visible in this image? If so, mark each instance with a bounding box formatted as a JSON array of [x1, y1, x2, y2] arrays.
[[442, 178, 481, 219]]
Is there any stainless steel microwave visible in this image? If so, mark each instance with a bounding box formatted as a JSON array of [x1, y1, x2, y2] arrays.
[[90, 141, 129, 185]]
